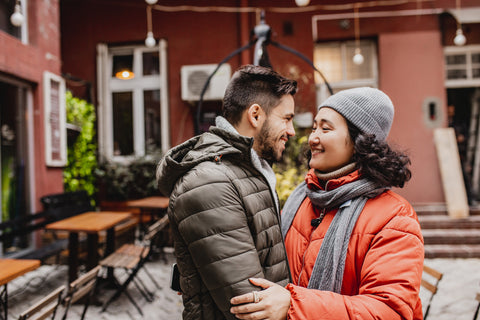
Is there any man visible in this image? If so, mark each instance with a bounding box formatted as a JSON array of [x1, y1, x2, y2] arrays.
[[156, 65, 297, 320]]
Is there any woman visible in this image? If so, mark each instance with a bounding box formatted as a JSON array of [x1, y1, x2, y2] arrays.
[[230, 87, 424, 320]]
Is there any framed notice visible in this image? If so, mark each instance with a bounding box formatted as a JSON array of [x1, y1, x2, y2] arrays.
[[44, 71, 67, 167]]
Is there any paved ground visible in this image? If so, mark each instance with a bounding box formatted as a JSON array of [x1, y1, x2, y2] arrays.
[[7, 248, 480, 319]]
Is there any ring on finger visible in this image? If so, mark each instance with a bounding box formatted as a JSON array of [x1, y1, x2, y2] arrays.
[[252, 291, 260, 303]]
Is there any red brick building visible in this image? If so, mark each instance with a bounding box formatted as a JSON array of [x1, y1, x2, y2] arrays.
[[1, 0, 480, 255]]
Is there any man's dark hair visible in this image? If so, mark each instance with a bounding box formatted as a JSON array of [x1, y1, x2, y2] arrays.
[[222, 65, 297, 125]]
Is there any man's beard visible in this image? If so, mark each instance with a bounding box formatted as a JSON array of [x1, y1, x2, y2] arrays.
[[256, 120, 283, 164]]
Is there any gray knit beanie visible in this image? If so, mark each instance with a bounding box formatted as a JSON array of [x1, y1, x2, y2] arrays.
[[318, 87, 394, 141]]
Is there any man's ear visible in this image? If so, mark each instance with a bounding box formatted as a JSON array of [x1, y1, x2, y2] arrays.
[[247, 104, 264, 128]]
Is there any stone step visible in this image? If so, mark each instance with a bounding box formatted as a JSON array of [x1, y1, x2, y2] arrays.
[[424, 244, 480, 258], [419, 215, 480, 229], [415, 205, 480, 216], [421, 229, 480, 245]]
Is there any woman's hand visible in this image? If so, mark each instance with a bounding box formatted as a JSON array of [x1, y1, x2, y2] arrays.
[[230, 278, 291, 320]]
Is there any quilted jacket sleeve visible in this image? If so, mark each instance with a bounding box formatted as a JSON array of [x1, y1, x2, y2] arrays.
[[170, 162, 265, 319], [286, 213, 424, 320]]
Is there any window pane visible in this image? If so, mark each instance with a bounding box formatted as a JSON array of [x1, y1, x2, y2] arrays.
[[112, 92, 134, 156], [143, 52, 160, 76], [345, 42, 373, 80], [447, 69, 467, 79], [446, 54, 466, 65], [314, 45, 343, 83], [112, 54, 134, 79], [473, 68, 480, 79], [144, 89, 161, 154], [472, 53, 480, 64]]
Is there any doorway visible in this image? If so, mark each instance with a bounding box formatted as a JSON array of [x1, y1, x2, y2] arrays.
[[0, 80, 31, 254], [447, 87, 480, 205]]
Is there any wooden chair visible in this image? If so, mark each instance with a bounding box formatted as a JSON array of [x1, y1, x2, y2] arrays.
[[61, 265, 101, 320], [421, 264, 443, 320], [99, 215, 169, 315], [18, 285, 65, 320], [473, 291, 480, 320]]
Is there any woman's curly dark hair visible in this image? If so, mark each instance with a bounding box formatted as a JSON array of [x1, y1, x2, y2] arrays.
[[347, 121, 412, 188]]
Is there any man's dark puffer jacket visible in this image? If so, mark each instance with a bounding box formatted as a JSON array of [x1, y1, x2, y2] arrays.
[[156, 126, 290, 320]]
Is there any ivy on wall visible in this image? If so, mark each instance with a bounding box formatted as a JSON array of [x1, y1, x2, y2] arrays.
[[63, 91, 98, 201], [273, 132, 310, 209]]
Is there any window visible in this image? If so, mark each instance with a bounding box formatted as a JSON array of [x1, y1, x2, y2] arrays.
[[314, 40, 378, 103], [97, 40, 169, 161], [445, 45, 480, 88]]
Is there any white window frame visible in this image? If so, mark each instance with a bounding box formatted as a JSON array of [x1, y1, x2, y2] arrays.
[[444, 45, 480, 88], [314, 40, 378, 104], [96, 40, 169, 162], [18, 0, 28, 43], [43, 71, 67, 167]]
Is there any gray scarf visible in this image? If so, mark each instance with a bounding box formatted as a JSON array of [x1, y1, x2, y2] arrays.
[[281, 177, 385, 293]]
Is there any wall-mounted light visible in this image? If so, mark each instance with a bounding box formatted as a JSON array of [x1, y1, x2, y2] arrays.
[[115, 69, 135, 80], [10, 0, 24, 27], [145, 0, 158, 4]]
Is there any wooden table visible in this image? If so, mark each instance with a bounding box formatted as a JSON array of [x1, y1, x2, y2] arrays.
[[126, 197, 169, 236], [0, 259, 40, 320], [45, 211, 131, 283]]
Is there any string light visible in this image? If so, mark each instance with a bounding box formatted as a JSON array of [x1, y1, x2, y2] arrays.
[[145, 5, 156, 48], [295, 0, 310, 7], [10, 0, 24, 27], [352, 5, 364, 65], [145, 31, 156, 48], [148, 0, 435, 14], [453, 0, 466, 46]]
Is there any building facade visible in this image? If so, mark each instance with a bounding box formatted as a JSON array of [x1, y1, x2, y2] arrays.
[[0, 0, 65, 256], [1, 0, 480, 254]]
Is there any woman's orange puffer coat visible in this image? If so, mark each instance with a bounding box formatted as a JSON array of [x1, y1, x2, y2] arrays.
[[283, 170, 424, 320]]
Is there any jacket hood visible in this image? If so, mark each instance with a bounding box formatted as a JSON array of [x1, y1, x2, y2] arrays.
[[156, 126, 253, 196]]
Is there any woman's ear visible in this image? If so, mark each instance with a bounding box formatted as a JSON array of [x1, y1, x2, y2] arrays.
[[247, 104, 264, 128]]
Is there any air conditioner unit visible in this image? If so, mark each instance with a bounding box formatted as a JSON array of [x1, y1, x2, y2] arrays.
[[181, 64, 231, 101]]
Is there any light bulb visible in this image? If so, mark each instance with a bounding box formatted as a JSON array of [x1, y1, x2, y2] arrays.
[[10, 4, 24, 27], [145, 0, 158, 4], [353, 48, 364, 65], [295, 0, 310, 7], [145, 31, 156, 48], [454, 28, 466, 46]]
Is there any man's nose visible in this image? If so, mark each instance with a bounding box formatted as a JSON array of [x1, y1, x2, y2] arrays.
[[287, 122, 295, 137]]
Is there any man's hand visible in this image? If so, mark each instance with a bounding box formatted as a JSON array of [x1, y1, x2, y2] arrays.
[[230, 278, 291, 320]]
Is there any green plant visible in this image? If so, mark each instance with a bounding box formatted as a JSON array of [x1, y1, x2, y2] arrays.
[[95, 152, 162, 201], [273, 129, 310, 208], [63, 91, 98, 201]]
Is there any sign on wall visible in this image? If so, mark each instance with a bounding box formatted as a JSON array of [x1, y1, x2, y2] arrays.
[[44, 71, 67, 167]]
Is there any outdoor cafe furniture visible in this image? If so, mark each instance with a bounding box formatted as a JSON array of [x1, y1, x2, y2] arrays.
[[17, 285, 65, 320], [45, 211, 131, 283], [126, 196, 169, 236], [0, 259, 41, 320], [99, 215, 169, 316]]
